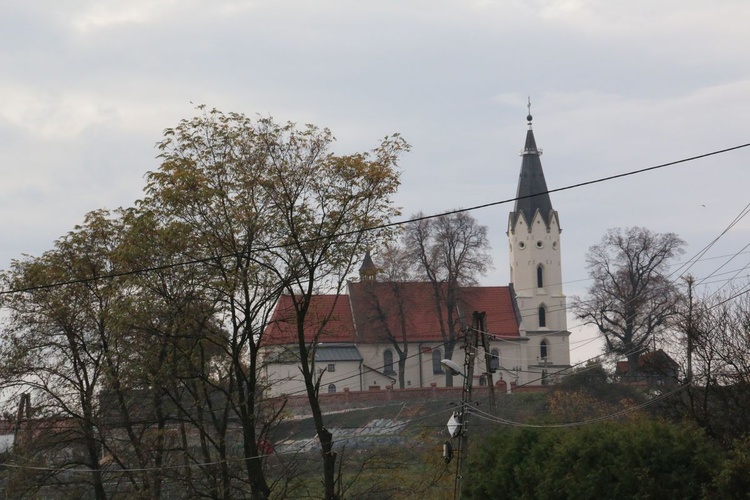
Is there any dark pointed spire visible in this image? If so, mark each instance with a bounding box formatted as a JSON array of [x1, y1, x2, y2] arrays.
[[359, 250, 378, 281], [512, 102, 554, 229]]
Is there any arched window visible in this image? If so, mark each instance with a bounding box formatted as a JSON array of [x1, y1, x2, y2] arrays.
[[540, 339, 549, 360], [383, 349, 394, 375], [479, 375, 487, 386], [538, 305, 546, 327], [537, 265, 544, 288], [432, 349, 444, 374], [327, 384, 336, 393], [490, 348, 500, 372]]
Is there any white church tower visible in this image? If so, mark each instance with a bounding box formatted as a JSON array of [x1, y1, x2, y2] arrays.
[[507, 104, 571, 383]]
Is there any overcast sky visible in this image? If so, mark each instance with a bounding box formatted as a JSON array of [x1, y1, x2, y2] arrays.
[[2, 0, 750, 363]]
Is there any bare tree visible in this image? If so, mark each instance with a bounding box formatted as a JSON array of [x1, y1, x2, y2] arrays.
[[573, 227, 685, 373], [665, 281, 750, 442], [404, 212, 492, 386]]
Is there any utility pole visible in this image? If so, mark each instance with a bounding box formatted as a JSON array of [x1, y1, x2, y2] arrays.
[[453, 311, 481, 500], [478, 312, 496, 413], [684, 275, 695, 385], [14, 392, 31, 449]]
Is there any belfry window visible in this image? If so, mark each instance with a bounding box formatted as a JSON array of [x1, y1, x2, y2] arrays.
[[538, 306, 546, 328], [537, 265, 544, 288]]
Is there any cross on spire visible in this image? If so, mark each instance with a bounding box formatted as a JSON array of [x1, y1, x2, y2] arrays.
[[527, 97, 533, 126]]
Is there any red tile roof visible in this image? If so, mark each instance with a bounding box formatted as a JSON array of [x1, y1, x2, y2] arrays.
[[349, 281, 445, 343], [263, 294, 355, 345], [615, 350, 679, 375], [262, 282, 520, 345], [461, 286, 521, 338]]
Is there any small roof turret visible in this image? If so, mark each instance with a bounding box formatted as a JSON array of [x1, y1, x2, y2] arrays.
[[358, 250, 378, 281]]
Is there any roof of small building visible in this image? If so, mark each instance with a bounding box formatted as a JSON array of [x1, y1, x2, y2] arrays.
[[262, 282, 520, 346], [314, 344, 363, 362], [615, 349, 679, 375]]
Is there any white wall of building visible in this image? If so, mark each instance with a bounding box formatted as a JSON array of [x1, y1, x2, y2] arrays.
[[262, 337, 546, 396]]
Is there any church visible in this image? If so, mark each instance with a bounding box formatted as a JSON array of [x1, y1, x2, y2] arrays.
[[261, 110, 571, 396]]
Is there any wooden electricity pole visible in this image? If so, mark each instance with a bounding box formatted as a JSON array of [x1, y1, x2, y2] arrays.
[[684, 275, 695, 385], [454, 311, 484, 500], [477, 312, 496, 413]]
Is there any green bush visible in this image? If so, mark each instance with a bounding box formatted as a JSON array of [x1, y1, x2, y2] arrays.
[[463, 418, 719, 500]]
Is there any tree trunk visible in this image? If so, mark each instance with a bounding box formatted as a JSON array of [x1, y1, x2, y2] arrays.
[[319, 427, 338, 500], [298, 310, 338, 500], [84, 423, 107, 500], [305, 384, 338, 499], [398, 353, 407, 389]]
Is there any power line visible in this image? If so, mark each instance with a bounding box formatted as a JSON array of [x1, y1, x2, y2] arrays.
[[3, 343, 666, 475], [468, 383, 687, 429], [2, 141, 748, 296], [669, 200, 750, 285], [4, 139, 749, 483], [4, 335, 680, 478]]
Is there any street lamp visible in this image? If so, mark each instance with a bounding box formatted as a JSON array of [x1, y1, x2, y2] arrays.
[[440, 358, 465, 377]]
